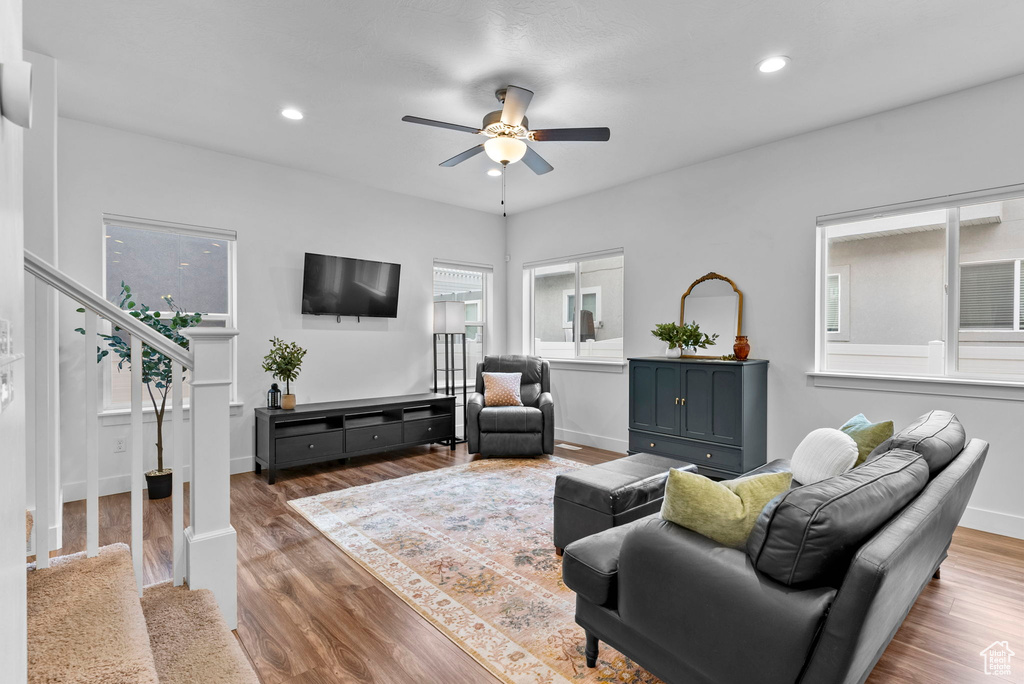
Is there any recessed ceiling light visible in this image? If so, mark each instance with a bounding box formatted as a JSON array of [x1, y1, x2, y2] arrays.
[[281, 108, 304, 120], [758, 56, 790, 73], [487, 169, 502, 177]]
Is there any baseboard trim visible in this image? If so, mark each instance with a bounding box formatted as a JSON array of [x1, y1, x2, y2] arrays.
[[62, 455, 255, 502], [960, 505, 1024, 540], [554, 428, 627, 455]]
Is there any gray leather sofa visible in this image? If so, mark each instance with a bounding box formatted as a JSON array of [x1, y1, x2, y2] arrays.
[[467, 355, 554, 457], [562, 410, 987, 684]]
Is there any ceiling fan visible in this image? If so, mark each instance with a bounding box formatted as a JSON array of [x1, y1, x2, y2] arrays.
[[401, 85, 610, 175]]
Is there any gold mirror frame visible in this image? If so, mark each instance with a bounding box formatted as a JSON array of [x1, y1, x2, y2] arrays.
[[679, 272, 743, 358]]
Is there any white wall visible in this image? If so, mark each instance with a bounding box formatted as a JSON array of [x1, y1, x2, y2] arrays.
[[56, 119, 506, 497], [0, 0, 28, 678], [507, 74, 1024, 539]]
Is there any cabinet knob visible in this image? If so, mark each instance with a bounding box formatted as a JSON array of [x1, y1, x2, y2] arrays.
[[373, 434, 379, 440], [427, 427, 433, 432], [675, 397, 679, 405], [308, 444, 315, 449], [706, 453, 712, 459], [681, 398, 686, 406], [650, 442, 655, 448]]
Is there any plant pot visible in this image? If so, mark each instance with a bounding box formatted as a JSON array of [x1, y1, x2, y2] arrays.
[[664, 346, 682, 358], [145, 470, 172, 500], [282, 394, 296, 410], [733, 335, 750, 360]]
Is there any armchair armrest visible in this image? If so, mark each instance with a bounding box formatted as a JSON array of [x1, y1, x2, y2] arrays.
[[615, 517, 837, 684], [467, 392, 485, 454], [538, 391, 554, 454]]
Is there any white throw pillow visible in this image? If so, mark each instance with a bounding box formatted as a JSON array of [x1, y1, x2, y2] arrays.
[[791, 428, 859, 485]]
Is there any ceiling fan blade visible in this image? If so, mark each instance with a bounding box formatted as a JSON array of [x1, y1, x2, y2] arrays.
[[521, 146, 553, 175], [402, 115, 481, 135], [530, 127, 611, 142], [500, 86, 534, 127], [439, 144, 485, 167]]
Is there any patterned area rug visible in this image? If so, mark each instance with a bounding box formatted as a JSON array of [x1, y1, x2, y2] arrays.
[[288, 456, 660, 684]]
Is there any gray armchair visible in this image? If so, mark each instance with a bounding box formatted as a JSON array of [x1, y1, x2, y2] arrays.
[[467, 355, 554, 457]]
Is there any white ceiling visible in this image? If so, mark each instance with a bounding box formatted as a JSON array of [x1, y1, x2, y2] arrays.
[[25, 1, 1024, 215]]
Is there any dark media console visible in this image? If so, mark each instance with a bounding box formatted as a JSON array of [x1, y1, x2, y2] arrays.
[[254, 393, 456, 484]]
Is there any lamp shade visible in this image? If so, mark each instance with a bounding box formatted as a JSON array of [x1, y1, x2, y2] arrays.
[[484, 136, 527, 165], [433, 301, 466, 334]]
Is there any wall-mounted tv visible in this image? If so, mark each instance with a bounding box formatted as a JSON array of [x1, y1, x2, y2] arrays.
[[301, 252, 401, 318]]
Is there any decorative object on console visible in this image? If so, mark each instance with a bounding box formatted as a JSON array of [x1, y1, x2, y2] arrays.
[[790, 427, 858, 484], [733, 335, 750, 360], [266, 383, 282, 409], [433, 301, 467, 442], [660, 467, 792, 548], [840, 413, 894, 466], [481, 372, 523, 407], [262, 337, 307, 410], [75, 281, 203, 500], [679, 272, 743, 359], [650, 321, 717, 357]]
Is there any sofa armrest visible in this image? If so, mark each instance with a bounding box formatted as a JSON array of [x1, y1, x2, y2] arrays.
[[615, 517, 837, 684], [562, 516, 650, 608], [743, 458, 792, 478], [467, 392, 485, 454], [538, 391, 554, 454]]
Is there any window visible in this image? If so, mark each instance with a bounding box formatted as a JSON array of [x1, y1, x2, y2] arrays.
[[433, 261, 491, 383], [817, 190, 1024, 381], [103, 216, 236, 407], [525, 250, 624, 361]]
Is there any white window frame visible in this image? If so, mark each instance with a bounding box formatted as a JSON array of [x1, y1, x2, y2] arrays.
[[100, 214, 238, 413], [524, 248, 625, 366], [811, 183, 1024, 399]]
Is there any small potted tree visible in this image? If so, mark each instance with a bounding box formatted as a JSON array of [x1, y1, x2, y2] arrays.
[[77, 282, 203, 499], [651, 321, 718, 357], [262, 337, 307, 409]]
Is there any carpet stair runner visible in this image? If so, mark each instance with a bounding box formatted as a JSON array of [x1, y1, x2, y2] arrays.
[[27, 543, 259, 684]]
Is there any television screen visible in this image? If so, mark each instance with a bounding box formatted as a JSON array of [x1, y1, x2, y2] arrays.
[[301, 253, 401, 318]]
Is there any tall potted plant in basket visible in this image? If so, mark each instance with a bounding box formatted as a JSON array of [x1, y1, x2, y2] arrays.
[[77, 282, 203, 499], [262, 337, 307, 410]]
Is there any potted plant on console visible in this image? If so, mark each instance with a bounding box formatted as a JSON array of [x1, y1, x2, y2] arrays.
[[76, 282, 203, 499], [651, 321, 718, 357], [262, 337, 307, 410]]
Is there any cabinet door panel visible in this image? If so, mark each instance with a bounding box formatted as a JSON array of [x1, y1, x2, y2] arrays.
[[681, 367, 712, 439], [629, 362, 679, 434], [711, 369, 741, 444]]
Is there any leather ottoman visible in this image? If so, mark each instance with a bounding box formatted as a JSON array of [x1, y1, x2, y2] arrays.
[[553, 453, 697, 554]]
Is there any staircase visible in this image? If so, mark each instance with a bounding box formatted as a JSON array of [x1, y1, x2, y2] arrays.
[[27, 544, 258, 684]]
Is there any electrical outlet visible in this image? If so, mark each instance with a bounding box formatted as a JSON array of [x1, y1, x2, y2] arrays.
[[114, 437, 126, 453]]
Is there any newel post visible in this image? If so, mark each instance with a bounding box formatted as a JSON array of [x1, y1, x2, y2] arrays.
[[183, 328, 239, 629]]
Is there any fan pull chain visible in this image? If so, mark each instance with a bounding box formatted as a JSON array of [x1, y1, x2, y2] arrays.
[[501, 163, 507, 217]]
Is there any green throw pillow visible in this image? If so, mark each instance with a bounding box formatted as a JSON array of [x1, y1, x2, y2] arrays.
[[840, 413, 894, 466], [661, 469, 792, 548]]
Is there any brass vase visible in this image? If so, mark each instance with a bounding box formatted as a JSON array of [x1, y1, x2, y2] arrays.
[[733, 336, 750, 361]]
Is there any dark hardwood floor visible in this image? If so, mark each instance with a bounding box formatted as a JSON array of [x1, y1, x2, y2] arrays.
[[53, 443, 1024, 684]]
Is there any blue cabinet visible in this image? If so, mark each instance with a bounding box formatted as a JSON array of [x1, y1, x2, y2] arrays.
[[629, 358, 767, 478]]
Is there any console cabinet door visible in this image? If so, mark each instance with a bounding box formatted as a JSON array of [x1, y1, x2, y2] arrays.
[[680, 365, 742, 445], [630, 361, 680, 435]]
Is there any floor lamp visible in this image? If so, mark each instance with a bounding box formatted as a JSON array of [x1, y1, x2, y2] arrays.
[[433, 301, 467, 443]]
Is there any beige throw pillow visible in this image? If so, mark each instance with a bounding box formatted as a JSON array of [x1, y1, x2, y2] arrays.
[[482, 372, 523, 407], [790, 428, 858, 484], [661, 469, 793, 548]]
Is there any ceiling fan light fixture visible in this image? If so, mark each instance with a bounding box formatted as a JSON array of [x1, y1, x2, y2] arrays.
[[484, 136, 527, 165], [757, 56, 790, 73], [281, 107, 304, 120], [487, 168, 502, 177]]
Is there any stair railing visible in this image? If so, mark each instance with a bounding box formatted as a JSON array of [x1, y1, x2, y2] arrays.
[[24, 250, 239, 628]]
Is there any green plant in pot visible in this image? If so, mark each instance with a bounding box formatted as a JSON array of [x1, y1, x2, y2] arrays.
[[651, 321, 718, 358], [76, 282, 203, 500], [262, 337, 307, 410]]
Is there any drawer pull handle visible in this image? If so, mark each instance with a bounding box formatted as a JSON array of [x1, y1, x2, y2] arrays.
[[706, 453, 712, 459], [308, 444, 315, 449], [427, 427, 433, 432], [373, 434, 379, 440], [650, 442, 655, 448], [681, 398, 686, 406], [675, 397, 679, 405]]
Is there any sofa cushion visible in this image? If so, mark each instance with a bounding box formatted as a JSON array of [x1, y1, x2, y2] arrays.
[[482, 372, 523, 407], [840, 413, 894, 466], [661, 468, 792, 548], [555, 453, 695, 514], [790, 428, 858, 485], [867, 410, 966, 476], [478, 406, 541, 433], [746, 449, 929, 586]]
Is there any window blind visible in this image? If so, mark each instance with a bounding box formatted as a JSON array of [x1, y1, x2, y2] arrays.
[[960, 261, 1014, 329], [826, 274, 840, 333]]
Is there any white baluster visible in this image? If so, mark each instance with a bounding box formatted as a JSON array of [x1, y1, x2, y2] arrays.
[[33, 401, 50, 569], [130, 334, 144, 594], [85, 310, 99, 557], [171, 359, 184, 586]]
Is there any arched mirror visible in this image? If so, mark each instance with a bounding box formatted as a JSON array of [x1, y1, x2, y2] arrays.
[[679, 273, 743, 358]]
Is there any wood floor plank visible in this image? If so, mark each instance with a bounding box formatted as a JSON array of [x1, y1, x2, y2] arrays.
[[53, 441, 1024, 684]]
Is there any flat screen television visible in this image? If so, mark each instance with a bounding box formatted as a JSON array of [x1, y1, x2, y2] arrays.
[[301, 252, 401, 318]]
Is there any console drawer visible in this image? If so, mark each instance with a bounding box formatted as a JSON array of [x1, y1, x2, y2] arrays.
[[629, 431, 743, 473], [405, 417, 451, 443], [276, 430, 346, 464], [346, 423, 402, 453]]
